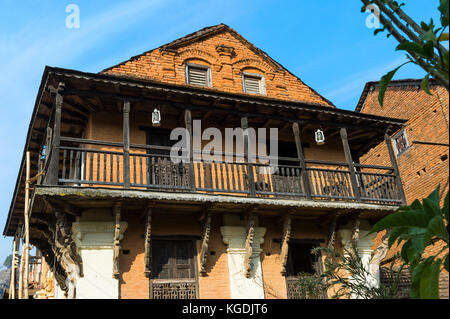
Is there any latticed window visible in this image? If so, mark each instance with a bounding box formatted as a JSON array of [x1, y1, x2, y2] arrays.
[[242, 73, 265, 94], [186, 64, 211, 87], [392, 129, 410, 156], [151, 239, 198, 299]]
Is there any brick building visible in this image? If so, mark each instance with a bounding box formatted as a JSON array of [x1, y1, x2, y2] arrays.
[[4, 24, 409, 299], [357, 79, 449, 299]]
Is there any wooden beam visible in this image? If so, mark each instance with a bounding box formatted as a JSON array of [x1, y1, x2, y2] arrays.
[[292, 122, 312, 199], [384, 127, 407, 204], [280, 213, 292, 276], [241, 117, 256, 197], [123, 101, 131, 188], [340, 128, 361, 201], [185, 109, 196, 191], [44, 82, 64, 185], [44, 197, 81, 217]]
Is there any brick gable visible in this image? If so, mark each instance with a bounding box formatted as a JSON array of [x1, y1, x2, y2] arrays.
[[102, 24, 333, 106]]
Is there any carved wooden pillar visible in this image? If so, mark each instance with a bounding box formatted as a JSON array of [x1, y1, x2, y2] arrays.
[[384, 126, 407, 204], [327, 215, 338, 251], [144, 204, 153, 278], [241, 117, 256, 197], [340, 128, 361, 201], [113, 202, 122, 278], [45, 82, 64, 185], [280, 214, 292, 276], [199, 211, 212, 276], [292, 122, 312, 199], [123, 101, 131, 188]]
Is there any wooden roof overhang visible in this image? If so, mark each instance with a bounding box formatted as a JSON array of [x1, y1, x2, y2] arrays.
[[3, 66, 407, 236]]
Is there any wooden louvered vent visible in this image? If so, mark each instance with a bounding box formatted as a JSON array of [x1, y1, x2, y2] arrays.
[[243, 74, 263, 94], [187, 65, 209, 87]]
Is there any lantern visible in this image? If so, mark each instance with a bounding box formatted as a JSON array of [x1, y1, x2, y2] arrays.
[[152, 108, 161, 127], [315, 129, 325, 145]]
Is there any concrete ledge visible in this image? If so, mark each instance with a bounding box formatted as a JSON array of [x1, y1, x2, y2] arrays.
[[34, 185, 400, 212]]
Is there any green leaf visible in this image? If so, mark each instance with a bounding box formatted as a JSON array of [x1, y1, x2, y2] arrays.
[[439, 0, 449, 27], [424, 215, 448, 245], [421, 75, 432, 95], [396, 42, 433, 60], [388, 227, 408, 248], [439, 33, 449, 41], [377, 62, 409, 107], [421, 30, 437, 42], [443, 191, 449, 224], [444, 254, 449, 272], [370, 208, 430, 233], [420, 259, 442, 299], [410, 259, 429, 298]]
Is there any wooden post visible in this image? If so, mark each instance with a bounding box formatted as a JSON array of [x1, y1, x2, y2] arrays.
[[384, 128, 407, 204], [123, 101, 131, 188], [44, 83, 64, 185], [185, 109, 196, 191], [23, 151, 31, 299], [292, 122, 312, 199], [9, 230, 19, 299], [241, 117, 256, 197], [340, 128, 361, 201], [17, 226, 25, 299]]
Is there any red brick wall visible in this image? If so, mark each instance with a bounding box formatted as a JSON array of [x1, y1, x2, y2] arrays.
[[102, 29, 332, 106], [360, 83, 449, 298]]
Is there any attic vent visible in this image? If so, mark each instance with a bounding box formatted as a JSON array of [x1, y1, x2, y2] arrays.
[[242, 73, 265, 95], [186, 64, 211, 87]]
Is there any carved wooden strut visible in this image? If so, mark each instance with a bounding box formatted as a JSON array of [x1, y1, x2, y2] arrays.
[[244, 212, 255, 278], [199, 211, 212, 276], [280, 214, 292, 276], [113, 202, 122, 279]]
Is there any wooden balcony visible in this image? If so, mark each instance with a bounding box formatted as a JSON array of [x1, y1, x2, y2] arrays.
[[40, 137, 404, 205]]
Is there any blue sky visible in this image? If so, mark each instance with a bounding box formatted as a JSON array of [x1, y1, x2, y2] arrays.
[[0, 0, 440, 263]]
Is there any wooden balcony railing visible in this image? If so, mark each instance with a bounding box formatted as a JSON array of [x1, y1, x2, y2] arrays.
[[42, 137, 403, 205]]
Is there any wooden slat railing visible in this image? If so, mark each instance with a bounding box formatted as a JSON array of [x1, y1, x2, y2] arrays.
[[45, 137, 403, 205]]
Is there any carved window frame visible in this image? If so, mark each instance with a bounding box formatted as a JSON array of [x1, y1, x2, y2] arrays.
[[392, 128, 410, 157]]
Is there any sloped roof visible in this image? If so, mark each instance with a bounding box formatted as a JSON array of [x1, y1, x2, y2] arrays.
[[355, 78, 441, 113]]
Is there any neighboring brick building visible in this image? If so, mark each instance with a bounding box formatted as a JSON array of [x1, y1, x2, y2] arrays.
[[5, 24, 408, 299], [357, 79, 449, 299]]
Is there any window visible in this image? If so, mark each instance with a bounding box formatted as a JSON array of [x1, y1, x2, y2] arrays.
[[286, 241, 321, 276], [185, 64, 211, 87], [150, 238, 198, 299], [392, 129, 410, 156], [242, 73, 266, 95]]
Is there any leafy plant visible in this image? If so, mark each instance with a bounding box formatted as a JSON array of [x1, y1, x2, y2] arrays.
[[313, 245, 405, 299], [369, 185, 449, 298], [361, 0, 449, 106]]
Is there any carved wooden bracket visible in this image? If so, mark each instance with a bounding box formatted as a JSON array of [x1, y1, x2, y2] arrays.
[[144, 204, 153, 278], [244, 212, 255, 278], [199, 210, 212, 276], [280, 214, 292, 276], [112, 202, 122, 279], [351, 214, 361, 246]]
